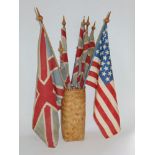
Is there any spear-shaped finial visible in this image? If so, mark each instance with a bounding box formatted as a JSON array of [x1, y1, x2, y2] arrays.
[[62, 16, 66, 27], [85, 16, 90, 30], [91, 22, 96, 31], [35, 7, 43, 23], [58, 41, 63, 54], [104, 11, 111, 24]]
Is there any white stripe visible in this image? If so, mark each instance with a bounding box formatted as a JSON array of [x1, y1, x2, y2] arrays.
[[89, 66, 99, 74], [98, 77, 119, 112], [96, 91, 120, 132], [94, 106, 113, 137], [93, 56, 100, 64], [87, 76, 98, 85]]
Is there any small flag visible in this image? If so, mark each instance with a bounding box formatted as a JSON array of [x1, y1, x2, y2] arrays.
[[59, 16, 71, 88], [71, 17, 85, 87], [86, 20, 121, 138]]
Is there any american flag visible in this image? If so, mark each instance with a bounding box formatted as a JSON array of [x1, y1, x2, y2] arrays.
[[71, 18, 85, 87], [32, 25, 64, 147], [59, 16, 71, 88], [86, 22, 121, 138]]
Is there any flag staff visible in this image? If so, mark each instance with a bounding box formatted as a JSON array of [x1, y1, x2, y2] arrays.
[[34, 7, 67, 88], [104, 11, 111, 24]]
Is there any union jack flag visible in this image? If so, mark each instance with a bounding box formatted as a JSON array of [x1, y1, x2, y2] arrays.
[[86, 22, 121, 138], [71, 18, 85, 87], [32, 24, 64, 147], [59, 16, 71, 88]]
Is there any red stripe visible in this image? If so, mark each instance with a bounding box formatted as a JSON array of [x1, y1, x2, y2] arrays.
[[40, 28, 47, 81], [92, 61, 100, 70], [93, 113, 109, 138], [83, 43, 90, 50], [44, 105, 54, 147], [73, 65, 79, 73], [95, 98, 117, 135], [86, 80, 97, 89], [89, 41, 95, 48], [97, 84, 120, 126], [86, 56, 91, 64], [80, 76, 84, 88], [61, 29, 66, 38], [106, 83, 117, 101], [60, 53, 68, 62], [88, 71, 98, 79], [76, 48, 83, 57], [53, 84, 64, 97], [48, 57, 57, 71], [80, 28, 84, 39], [65, 76, 70, 85]]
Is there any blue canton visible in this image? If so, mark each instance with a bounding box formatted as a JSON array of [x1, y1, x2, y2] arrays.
[[94, 24, 114, 84]]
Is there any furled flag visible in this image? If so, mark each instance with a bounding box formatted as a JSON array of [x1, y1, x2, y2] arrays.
[[77, 17, 90, 88], [32, 9, 64, 147], [71, 17, 85, 87], [59, 16, 71, 88], [86, 15, 121, 138], [83, 22, 96, 85]]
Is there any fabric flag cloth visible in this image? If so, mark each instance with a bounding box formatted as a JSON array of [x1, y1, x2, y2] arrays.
[[77, 28, 90, 88], [71, 19, 85, 87], [86, 22, 121, 138], [83, 24, 96, 85], [32, 24, 64, 147], [59, 17, 71, 88]]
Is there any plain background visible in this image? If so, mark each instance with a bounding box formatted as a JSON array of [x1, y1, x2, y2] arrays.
[[19, 0, 135, 155]]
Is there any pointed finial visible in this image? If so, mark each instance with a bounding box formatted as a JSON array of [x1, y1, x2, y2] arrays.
[[58, 41, 63, 54], [62, 16, 66, 27], [85, 16, 90, 29], [104, 11, 111, 24], [92, 22, 96, 31], [35, 7, 43, 23]]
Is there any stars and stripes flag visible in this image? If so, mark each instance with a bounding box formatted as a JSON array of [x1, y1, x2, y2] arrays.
[[71, 18, 85, 87], [83, 22, 96, 85], [86, 22, 121, 138], [32, 24, 64, 147], [59, 16, 71, 88]]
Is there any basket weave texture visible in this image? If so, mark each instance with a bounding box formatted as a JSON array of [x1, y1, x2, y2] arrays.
[[61, 88, 86, 141]]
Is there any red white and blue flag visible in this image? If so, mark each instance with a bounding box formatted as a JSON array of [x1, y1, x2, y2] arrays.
[[32, 25, 64, 147], [86, 22, 121, 138]]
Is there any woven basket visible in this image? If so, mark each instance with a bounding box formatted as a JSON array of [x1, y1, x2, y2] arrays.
[[61, 88, 86, 141]]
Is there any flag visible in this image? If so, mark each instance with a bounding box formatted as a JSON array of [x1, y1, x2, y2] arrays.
[[59, 16, 71, 88], [32, 25, 64, 147], [83, 22, 96, 85], [86, 22, 121, 138], [71, 18, 85, 87]]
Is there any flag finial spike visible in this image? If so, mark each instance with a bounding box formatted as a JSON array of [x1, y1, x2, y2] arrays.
[[104, 11, 111, 24], [92, 21, 96, 31], [35, 7, 43, 23], [62, 16, 66, 27], [85, 16, 90, 30], [58, 41, 63, 54]]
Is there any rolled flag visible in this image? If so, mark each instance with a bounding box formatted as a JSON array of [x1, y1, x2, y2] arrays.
[[77, 17, 90, 88], [86, 13, 121, 138], [71, 17, 85, 87], [33, 9, 64, 147], [84, 22, 96, 84], [59, 16, 71, 88]]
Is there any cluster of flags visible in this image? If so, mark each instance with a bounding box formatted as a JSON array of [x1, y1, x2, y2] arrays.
[[32, 8, 121, 148]]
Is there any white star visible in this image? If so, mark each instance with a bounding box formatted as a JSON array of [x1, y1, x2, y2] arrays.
[[103, 56, 107, 61], [107, 61, 110, 65], [108, 71, 112, 76], [100, 40, 102, 44], [96, 50, 99, 54], [102, 72, 106, 76], [106, 77, 110, 81], [101, 62, 105, 66], [100, 46, 102, 50], [103, 44, 107, 49], [105, 50, 110, 55], [100, 52, 103, 56], [104, 66, 108, 71], [105, 39, 109, 43]]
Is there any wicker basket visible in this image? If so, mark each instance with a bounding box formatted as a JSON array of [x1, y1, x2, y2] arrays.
[[61, 88, 86, 141]]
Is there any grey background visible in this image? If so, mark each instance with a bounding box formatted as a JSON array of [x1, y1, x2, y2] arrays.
[[20, 0, 135, 154]]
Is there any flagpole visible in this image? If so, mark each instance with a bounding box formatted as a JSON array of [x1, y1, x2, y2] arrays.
[[35, 7, 67, 88]]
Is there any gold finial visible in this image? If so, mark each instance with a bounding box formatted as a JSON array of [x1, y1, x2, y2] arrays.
[[85, 16, 90, 29], [104, 11, 111, 24], [35, 7, 43, 23], [58, 41, 63, 54], [62, 16, 66, 27], [92, 22, 96, 31]]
